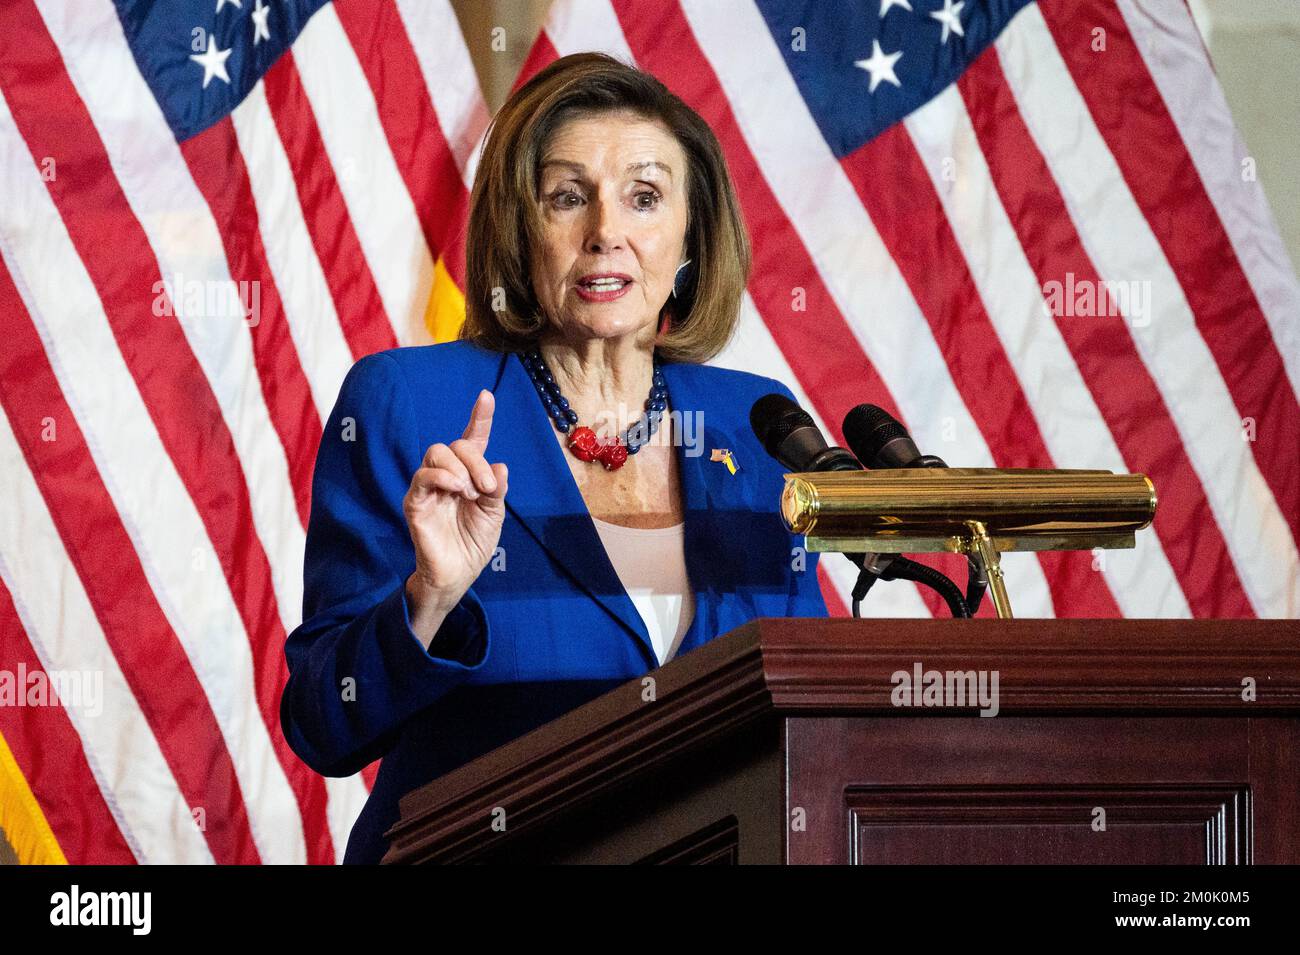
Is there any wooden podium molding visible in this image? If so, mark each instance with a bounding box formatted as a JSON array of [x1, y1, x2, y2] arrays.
[[383, 619, 1299, 864]]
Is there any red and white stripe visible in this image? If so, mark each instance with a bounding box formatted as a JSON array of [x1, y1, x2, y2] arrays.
[[1000, 3, 1298, 616], [0, 0, 488, 863], [1117, 0, 1299, 396], [0, 396, 214, 865], [903, 83, 1189, 618]]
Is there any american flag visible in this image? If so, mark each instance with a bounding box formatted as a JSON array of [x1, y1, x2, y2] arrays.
[[0, 0, 1295, 865], [516, 0, 1299, 623], [0, 0, 487, 864]]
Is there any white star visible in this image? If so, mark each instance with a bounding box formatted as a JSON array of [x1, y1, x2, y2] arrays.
[[190, 35, 233, 89], [930, 0, 966, 44], [879, 0, 912, 15], [251, 0, 271, 45], [855, 39, 903, 93], [215, 0, 242, 12]]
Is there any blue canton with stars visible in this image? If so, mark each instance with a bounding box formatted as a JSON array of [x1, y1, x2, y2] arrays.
[[753, 0, 1037, 159], [111, 0, 333, 141]]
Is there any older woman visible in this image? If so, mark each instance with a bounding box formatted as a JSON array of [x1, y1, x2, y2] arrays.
[[280, 52, 828, 864]]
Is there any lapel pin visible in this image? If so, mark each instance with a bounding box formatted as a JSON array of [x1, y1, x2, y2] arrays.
[[710, 448, 739, 475]]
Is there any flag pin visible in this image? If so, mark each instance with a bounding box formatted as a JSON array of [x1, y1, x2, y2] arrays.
[[710, 448, 739, 474]]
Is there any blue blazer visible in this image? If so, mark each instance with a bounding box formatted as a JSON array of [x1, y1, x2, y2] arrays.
[[280, 339, 829, 863]]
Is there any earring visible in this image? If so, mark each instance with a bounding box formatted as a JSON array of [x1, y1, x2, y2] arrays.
[[671, 259, 692, 299]]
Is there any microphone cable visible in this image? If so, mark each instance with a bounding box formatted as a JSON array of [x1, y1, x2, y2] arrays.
[[751, 393, 975, 618]]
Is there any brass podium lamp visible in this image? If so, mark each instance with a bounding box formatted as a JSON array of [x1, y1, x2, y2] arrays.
[[779, 468, 1158, 618]]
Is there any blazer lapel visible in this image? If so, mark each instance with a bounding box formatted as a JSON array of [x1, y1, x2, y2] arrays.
[[659, 360, 756, 657], [659, 360, 712, 658]]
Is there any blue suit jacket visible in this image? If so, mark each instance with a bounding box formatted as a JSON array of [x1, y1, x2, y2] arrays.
[[280, 339, 828, 863]]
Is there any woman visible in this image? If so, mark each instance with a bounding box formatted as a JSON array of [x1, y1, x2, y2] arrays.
[[280, 52, 828, 865]]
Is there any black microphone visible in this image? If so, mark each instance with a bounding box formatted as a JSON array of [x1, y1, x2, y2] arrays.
[[842, 404, 986, 615], [842, 404, 947, 469], [750, 393, 969, 618], [749, 393, 861, 473]]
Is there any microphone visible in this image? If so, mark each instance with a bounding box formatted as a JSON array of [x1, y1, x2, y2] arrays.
[[750, 394, 971, 618], [842, 404, 947, 470], [842, 404, 985, 614], [749, 393, 860, 473]]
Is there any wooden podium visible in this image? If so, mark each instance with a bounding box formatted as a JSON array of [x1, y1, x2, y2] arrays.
[[383, 618, 1300, 864]]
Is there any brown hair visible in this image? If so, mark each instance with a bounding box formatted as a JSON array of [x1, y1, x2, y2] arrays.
[[458, 52, 751, 364]]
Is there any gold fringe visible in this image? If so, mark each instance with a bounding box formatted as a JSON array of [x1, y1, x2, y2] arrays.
[[423, 256, 467, 344], [0, 727, 67, 865]]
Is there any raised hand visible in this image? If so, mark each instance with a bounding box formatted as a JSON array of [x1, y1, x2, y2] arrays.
[[402, 389, 509, 643]]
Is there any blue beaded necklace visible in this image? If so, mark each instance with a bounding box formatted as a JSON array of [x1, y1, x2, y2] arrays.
[[520, 347, 668, 471]]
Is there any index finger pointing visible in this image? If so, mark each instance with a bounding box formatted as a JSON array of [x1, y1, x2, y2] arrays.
[[462, 388, 495, 450]]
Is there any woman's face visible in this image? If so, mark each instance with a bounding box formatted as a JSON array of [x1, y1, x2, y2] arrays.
[[530, 110, 689, 347]]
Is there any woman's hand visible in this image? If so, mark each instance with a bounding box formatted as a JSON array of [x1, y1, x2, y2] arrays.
[[402, 389, 509, 645]]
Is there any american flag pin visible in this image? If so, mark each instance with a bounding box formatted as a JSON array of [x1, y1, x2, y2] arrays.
[[710, 448, 739, 474]]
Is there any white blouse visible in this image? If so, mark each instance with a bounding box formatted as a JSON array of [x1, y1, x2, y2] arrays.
[[590, 516, 695, 666]]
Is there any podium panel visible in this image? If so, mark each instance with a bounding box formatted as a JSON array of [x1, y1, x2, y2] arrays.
[[383, 619, 1300, 864]]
